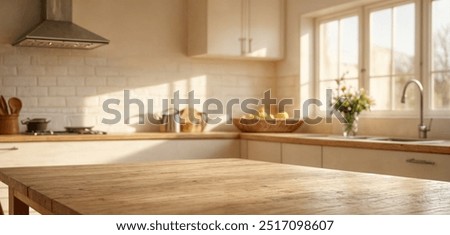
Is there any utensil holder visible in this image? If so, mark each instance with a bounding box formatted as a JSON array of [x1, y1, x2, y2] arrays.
[[0, 115, 19, 134]]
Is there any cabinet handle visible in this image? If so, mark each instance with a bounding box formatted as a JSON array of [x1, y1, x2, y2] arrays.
[[239, 37, 246, 55], [248, 38, 253, 53], [0, 147, 19, 151], [406, 158, 435, 165]]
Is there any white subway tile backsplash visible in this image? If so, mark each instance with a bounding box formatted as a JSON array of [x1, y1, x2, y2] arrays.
[[38, 97, 66, 107], [120, 68, 148, 77], [76, 87, 97, 96], [49, 87, 76, 96], [127, 76, 152, 86], [58, 56, 84, 66], [68, 66, 95, 76], [18, 66, 46, 76], [3, 55, 31, 65], [3, 76, 37, 86], [0, 86, 17, 97], [85, 57, 107, 66], [96, 67, 121, 76], [66, 96, 100, 107], [0, 65, 17, 76], [57, 76, 85, 86], [38, 76, 57, 86], [18, 87, 48, 97], [0, 43, 276, 132], [97, 87, 127, 97], [85, 76, 107, 86], [17, 97, 38, 109], [107, 77, 127, 86], [31, 55, 58, 65], [0, 45, 16, 56], [46, 66, 68, 76]]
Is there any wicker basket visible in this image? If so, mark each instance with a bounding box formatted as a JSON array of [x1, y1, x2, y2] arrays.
[[180, 108, 207, 132], [233, 118, 304, 133], [180, 121, 206, 132]]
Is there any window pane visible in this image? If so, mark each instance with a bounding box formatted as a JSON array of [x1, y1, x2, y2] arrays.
[[320, 79, 359, 108], [320, 21, 339, 80], [340, 16, 359, 78], [319, 80, 336, 106], [370, 76, 416, 111], [318, 15, 359, 108], [369, 3, 416, 111], [431, 0, 450, 110], [432, 72, 450, 109], [432, 0, 450, 71], [370, 77, 390, 110], [393, 3, 415, 74], [393, 76, 416, 110], [370, 8, 392, 76]]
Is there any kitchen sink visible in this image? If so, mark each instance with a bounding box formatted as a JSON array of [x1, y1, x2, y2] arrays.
[[318, 135, 446, 144], [288, 134, 447, 145], [331, 135, 372, 140], [370, 137, 424, 142], [367, 137, 445, 144]]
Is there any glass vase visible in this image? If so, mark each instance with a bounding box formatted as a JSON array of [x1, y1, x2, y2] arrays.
[[342, 115, 358, 137]]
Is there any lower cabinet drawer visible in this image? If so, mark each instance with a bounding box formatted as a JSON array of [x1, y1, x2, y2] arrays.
[[247, 141, 282, 163], [323, 147, 450, 182], [281, 143, 322, 167]]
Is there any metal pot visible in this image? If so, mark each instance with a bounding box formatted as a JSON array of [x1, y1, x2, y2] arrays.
[[21, 118, 51, 132]]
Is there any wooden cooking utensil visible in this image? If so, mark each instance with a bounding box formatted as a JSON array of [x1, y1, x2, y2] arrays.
[[0, 95, 9, 115], [8, 97, 22, 115]]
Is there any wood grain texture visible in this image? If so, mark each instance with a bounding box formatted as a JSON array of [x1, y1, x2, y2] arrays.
[[1, 158, 450, 215], [0, 132, 240, 143]]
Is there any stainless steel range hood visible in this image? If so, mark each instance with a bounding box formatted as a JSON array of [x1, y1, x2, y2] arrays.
[[13, 0, 109, 49]]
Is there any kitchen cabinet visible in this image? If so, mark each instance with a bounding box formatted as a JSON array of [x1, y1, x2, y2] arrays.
[[240, 140, 248, 159], [247, 140, 281, 163], [188, 0, 284, 60], [322, 146, 450, 182], [247, 141, 323, 167], [244, 138, 450, 182], [0, 139, 239, 214], [282, 143, 322, 167]]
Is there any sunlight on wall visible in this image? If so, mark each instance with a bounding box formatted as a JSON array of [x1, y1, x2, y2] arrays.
[[300, 17, 314, 117], [89, 75, 208, 133]]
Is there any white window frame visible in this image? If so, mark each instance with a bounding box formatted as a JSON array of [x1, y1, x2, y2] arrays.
[[314, 9, 363, 111], [313, 0, 450, 118], [423, 0, 450, 116], [363, 0, 421, 117]]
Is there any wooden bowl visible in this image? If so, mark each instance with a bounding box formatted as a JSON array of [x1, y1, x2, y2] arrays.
[[233, 118, 304, 133]]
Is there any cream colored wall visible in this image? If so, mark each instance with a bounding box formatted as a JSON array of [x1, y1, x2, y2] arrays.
[[278, 0, 450, 139], [0, 0, 277, 133]]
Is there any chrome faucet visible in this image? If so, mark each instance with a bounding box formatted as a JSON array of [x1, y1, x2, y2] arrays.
[[400, 79, 432, 139]]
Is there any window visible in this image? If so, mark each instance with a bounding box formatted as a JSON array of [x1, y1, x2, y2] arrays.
[[315, 0, 450, 115], [317, 14, 359, 106], [368, 3, 416, 111], [431, 0, 450, 110]]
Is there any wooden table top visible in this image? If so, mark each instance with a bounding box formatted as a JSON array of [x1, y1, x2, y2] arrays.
[[1, 158, 450, 215]]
